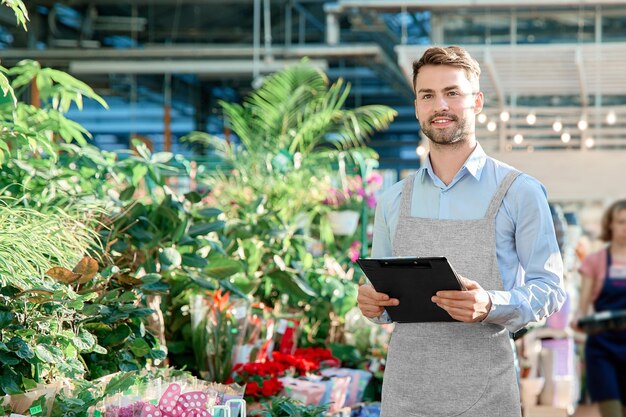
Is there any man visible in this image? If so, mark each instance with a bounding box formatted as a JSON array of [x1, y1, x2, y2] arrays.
[[357, 46, 566, 416]]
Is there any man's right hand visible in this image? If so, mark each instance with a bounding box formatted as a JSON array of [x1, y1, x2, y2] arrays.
[[357, 284, 399, 318]]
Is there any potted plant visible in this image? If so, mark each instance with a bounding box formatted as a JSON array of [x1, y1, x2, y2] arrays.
[[322, 172, 382, 236]]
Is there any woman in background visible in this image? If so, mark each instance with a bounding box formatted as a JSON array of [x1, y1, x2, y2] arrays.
[[573, 199, 626, 417]]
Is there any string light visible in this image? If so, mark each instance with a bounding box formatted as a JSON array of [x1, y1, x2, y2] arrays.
[[477, 113, 487, 124], [500, 111, 510, 122], [552, 119, 562, 132], [584, 137, 595, 148], [578, 118, 588, 131], [561, 132, 571, 143], [416, 145, 427, 156], [606, 110, 617, 125], [487, 121, 497, 132], [526, 113, 536, 125], [513, 134, 524, 144]]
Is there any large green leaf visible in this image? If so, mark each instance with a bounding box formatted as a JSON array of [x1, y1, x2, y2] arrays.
[[72, 329, 96, 351], [269, 270, 317, 300], [188, 221, 225, 237], [181, 253, 208, 269], [103, 372, 138, 396], [159, 247, 182, 269], [7, 337, 34, 360], [129, 338, 151, 357], [101, 324, 131, 347], [0, 371, 21, 395], [204, 258, 243, 279], [0, 310, 14, 328], [196, 207, 222, 218], [35, 344, 63, 363]]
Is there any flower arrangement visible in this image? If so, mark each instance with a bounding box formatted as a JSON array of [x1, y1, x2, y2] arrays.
[[191, 290, 249, 383], [227, 348, 339, 401], [322, 173, 383, 212]]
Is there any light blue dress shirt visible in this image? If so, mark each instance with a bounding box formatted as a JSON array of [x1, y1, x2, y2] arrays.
[[371, 142, 566, 332]]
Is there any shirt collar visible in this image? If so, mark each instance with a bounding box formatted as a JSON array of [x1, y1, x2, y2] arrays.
[[420, 141, 487, 185]]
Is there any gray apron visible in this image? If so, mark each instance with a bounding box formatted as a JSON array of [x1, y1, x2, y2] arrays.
[[381, 170, 522, 417]]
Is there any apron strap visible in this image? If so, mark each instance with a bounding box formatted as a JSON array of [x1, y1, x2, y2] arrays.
[[399, 173, 417, 218], [484, 170, 521, 219]]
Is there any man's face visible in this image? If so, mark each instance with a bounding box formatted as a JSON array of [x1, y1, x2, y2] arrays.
[[414, 65, 483, 146]]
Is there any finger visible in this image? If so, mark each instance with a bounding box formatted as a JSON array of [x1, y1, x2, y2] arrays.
[[459, 276, 481, 290], [358, 302, 390, 317], [436, 304, 482, 322], [358, 296, 400, 307], [359, 305, 385, 317], [434, 290, 476, 300], [359, 284, 392, 301], [432, 296, 474, 310]]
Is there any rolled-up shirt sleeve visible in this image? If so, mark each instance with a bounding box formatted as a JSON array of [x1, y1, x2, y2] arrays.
[[484, 176, 566, 333]]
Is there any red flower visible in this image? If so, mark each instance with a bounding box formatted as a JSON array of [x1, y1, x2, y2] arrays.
[[245, 381, 260, 397], [260, 377, 283, 397]]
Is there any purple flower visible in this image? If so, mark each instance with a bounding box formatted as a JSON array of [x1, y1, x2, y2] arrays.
[[366, 194, 377, 209]]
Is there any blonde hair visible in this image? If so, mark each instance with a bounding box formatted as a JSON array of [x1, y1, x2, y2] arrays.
[[600, 199, 626, 242], [412, 46, 481, 94]]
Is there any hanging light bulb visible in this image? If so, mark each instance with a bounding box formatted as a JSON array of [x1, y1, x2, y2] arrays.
[[477, 113, 487, 124], [552, 118, 562, 132], [585, 137, 595, 148], [526, 113, 536, 125], [561, 132, 571, 143], [500, 111, 510, 122], [487, 121, 497, 132], [606, 110, 617, 125], [513, 133, 524, 144], [416, 145, 427, 156], [578, 118, 588, 131]]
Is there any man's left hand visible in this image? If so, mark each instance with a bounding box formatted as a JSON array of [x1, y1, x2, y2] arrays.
[[431, 277, 492, 323]]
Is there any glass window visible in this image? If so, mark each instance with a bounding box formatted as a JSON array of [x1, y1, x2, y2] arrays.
[[602, 10, 626, 42], [443, 10, 511, 45], [516, 10, 595, 44]]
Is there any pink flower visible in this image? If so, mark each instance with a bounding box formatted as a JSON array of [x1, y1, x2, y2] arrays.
[[366, 195, 377, 209], [348, 240, 362, 262], [367, 172, 383, 187]]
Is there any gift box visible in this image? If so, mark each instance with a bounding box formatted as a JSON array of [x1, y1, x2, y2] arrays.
[[279, 377, 326, 407]]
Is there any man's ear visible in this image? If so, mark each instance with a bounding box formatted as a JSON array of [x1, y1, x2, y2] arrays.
[[473, 91, 484, 114]]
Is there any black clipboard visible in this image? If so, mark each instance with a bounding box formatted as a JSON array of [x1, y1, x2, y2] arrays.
[[356, 256, 466, 323]]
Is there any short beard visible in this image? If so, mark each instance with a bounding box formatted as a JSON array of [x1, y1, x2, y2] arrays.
[[420, 113, 471, 147]]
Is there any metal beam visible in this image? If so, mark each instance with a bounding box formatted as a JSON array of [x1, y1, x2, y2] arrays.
[[68, 59, 328, 75], [575, 47, 589, 107], [32, 0, 269, 5], [0, 43, 383, 62], [332, 0, 626, 11]]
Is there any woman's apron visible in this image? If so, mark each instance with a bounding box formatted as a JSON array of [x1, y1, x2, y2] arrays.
[[585, 248, 626, 402], [381, 170, 521, 417]]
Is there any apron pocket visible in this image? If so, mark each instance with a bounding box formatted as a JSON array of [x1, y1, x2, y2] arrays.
[[383, 323, 492, 416]]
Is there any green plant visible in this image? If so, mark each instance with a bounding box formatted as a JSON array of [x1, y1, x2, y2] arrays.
[[250, 396, 329, 417], [190, 290, 248, 383], [181, 63, 394, 346], [0, 281, 102, 395], [0, 200, 100, 289], [0, 60, 107, 162], [0, 1, 28, 31]]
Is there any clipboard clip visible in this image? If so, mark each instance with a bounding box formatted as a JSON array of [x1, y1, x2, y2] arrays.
[[378, 259, 432, 269]]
